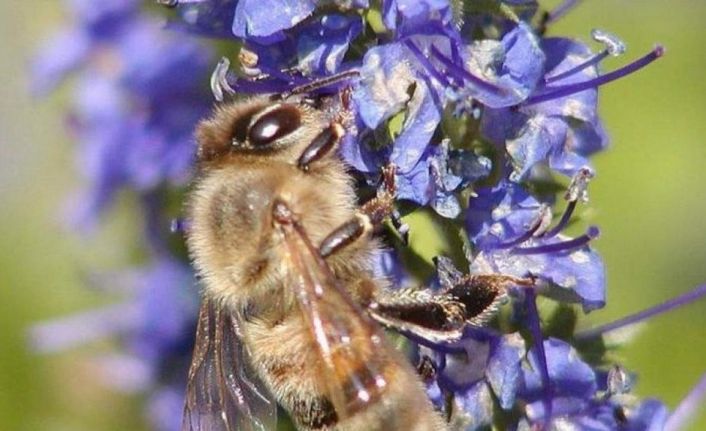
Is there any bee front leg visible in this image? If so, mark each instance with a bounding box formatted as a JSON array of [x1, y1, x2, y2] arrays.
[[369, 274, 535, 343], [297, 123, 345, 171], [319, 164, 407, 258]]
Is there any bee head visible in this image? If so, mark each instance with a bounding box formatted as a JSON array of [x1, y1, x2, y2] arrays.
[[195, 97, 329, 165]]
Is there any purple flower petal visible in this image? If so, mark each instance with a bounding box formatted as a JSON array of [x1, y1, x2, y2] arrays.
[[166, 0, 238, 38], [353, 43, 418, 129], [486, 333, 525, 409], [440, 336, 491, 390], [549, 118, 608, 176], [30, 29, 91, 96], [117, 19, 212, 100], [383, 0, 454, 36], [539, 244, 606, 311], [338, 131, 389, 173], [525, 396, 590, 422], [506, 115, 567, 179], [132, 259, 199, 360], [66, 0, 140, 37], [93, 354, 154, 393], [233, 0, 316, 41], [28, 303, 140, 353], [394, 140, 485, 216], [521, 338, 597, 400], [390, 78, 441, 172], [627, 399, 670, 431], [463, 23, 545, 108], [466, 181, 542, 249], [148, 386, 186, 431], [454, 382, 495, 430], [297, 14, 362, 74]]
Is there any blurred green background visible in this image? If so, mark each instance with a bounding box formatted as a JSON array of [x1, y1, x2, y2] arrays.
[[0, 1, 704, 430]]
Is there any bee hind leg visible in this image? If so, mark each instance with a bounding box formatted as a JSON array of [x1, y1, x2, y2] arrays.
[[369, 274, 534, 343]]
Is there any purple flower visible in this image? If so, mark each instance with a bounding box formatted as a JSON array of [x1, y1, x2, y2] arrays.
[[66, 0, 141, 39], [466, 177, 606, 311], [34, 13, 212, 228], [296, 15, 363, 74]]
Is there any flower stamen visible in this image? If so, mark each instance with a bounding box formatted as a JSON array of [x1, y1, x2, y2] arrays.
[[526, 45, 664, 106], [576, 284, 706, 340], [429, 45, 506, 94], [546, 0, 584, 25], [404, 40, 452, 87], [493, 205, 552, 250], [545, 30, 625, 84], [543, 167, 593, 238], [513, 226, 600, 255], [544, 51, 610, 84]]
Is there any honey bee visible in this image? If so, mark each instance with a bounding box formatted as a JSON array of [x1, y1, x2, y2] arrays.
[[182, 72, 529, 431]]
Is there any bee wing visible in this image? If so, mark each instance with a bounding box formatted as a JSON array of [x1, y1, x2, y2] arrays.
[[278, 219, 391, 419], [182, 297, 277, 431]]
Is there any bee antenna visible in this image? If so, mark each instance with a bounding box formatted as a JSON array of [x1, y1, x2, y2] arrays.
[[278, 69, 360, 100]]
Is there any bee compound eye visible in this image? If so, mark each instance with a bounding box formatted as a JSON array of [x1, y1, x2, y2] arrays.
[[248, 105, 302, 147]]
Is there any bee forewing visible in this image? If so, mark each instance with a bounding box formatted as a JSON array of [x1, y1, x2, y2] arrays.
[[182, 298, 277, 431], [277, 218, 392, 419]]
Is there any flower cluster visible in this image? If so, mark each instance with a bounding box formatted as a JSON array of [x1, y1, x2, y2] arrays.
[[32, 0, 706, 430]]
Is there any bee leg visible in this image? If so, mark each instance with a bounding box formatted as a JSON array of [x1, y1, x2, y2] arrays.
[[297, 123, 345, 171], [363, 164, 410, 243], [360, 164, 402, 224], [319, 165, 405, 257], [369, 275, 534, 342]]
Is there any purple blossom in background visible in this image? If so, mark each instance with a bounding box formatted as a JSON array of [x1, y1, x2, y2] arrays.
[[32, 1, 212, 229], [31, 0, 706, 430]]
